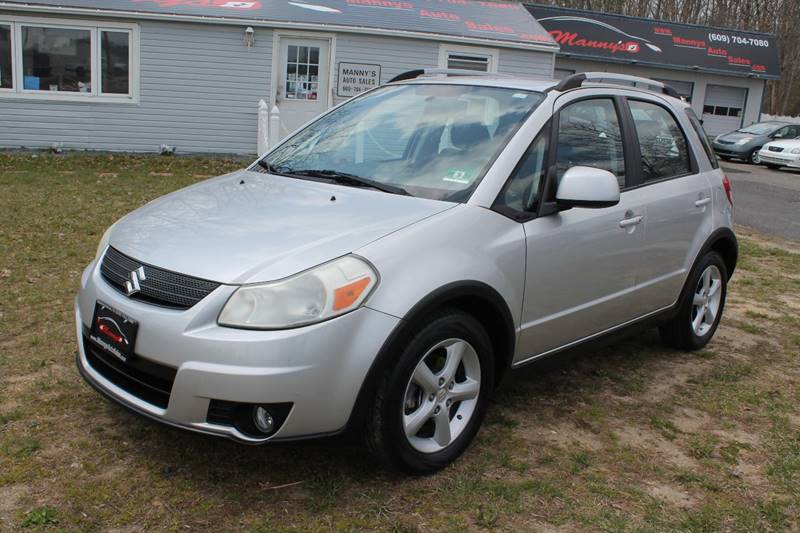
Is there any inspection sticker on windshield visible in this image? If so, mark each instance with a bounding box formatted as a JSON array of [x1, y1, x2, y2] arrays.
[[443, 168, 473, 185], [512, 93, 528, 99]]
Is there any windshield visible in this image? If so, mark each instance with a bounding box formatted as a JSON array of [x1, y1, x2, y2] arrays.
[[260, 84, 545, 201], [738, 123, 781, 135]]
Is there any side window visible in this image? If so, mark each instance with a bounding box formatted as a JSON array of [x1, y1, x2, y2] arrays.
[[494, 124, 549, 217], [686, 108, 718, 169], [774, 126, 791, 139], [629, 100, 691, 181], [774, 125, 800, 139], [555, 99, 625, 188]]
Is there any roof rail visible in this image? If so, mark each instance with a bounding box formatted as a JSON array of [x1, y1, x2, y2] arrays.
[[552, 72, 682, 99], [387, 68, 499, 83]]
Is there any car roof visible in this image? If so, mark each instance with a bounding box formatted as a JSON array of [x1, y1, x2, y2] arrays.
[[393, 75, 690, 107]]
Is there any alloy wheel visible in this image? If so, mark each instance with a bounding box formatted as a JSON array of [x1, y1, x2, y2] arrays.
[[402, 338, 481, 454], [691, 265, 723, 337]]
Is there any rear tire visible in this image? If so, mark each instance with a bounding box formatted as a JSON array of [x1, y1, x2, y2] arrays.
[[365, 309, 494, 473], [719, 155, 732, 161], [660, 251, 728, 351]]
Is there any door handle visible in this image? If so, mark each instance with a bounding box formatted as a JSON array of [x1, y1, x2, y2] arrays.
[[619, 215, 644, 228], [695, 197, 711, 207]]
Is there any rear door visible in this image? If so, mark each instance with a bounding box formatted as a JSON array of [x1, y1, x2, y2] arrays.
[[623, 96, 714, 313]]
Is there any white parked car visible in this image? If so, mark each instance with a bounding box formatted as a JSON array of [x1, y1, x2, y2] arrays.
[[757, 138, 800, 169]]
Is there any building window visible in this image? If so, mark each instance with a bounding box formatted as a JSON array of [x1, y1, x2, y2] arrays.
[[0, 18, 137, 101], [100, 30, 130, 95], [439, 44, 498, 73], [703, 105, 741, 117], [21, 26, 92, 92], [0, 24, 11, 89], [285, 44, 320, 100]]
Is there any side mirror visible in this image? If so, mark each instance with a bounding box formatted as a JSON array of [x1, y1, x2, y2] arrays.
[[556, 166, 620, 209]]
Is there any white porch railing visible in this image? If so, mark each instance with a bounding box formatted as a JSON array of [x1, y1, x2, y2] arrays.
[[257, 99, 284, 156]]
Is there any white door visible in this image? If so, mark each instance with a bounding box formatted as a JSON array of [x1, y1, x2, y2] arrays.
[[277, 37, 330, 137], [702, 85, 746, 136]]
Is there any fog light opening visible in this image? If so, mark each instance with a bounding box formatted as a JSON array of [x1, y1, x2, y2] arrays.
[[253, 406, 275, 434]]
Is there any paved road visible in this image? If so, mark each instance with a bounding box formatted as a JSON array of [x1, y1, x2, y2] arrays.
[[720, 161, 800, 241]]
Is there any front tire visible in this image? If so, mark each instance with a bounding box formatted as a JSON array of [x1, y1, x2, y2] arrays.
[[766, 163, 782, 170], [749, 149, 762, 165], [365, 309, 494, 473], [660, 251, 728, 350]]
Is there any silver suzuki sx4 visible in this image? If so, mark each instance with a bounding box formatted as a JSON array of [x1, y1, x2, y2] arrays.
[[77, 71, 737, 472]]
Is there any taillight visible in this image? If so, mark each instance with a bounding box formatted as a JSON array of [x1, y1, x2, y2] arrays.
[[722, 175, 734, 205]]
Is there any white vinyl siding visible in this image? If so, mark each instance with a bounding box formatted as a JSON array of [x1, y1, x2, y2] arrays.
[[0, 17, 273, 153]]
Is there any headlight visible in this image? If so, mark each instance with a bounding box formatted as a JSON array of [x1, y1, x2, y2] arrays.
[[791, 148, 800, 155], [218, 255, 378, 329], [735, 137, 752, 145], [95, 223, 116, 259]]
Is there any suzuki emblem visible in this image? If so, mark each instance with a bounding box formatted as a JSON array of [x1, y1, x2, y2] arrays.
[[125, 266, 147, 296]]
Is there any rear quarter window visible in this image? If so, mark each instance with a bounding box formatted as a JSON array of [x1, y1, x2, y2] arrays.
[[686, 108, 719, 169]]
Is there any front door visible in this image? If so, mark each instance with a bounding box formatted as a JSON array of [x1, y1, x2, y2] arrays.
[[516, 96, 647, 363], [277, 37, 330, 137]]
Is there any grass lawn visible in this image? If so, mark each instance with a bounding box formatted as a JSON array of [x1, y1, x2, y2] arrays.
[[1, 152, 799, 531]]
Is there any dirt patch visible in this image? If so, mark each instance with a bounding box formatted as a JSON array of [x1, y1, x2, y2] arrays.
[[644, 483, 696, 508], [670, 407, 712, 434], [538, 421, 605, 452], [614, 425, 696, 469], [731, 457, 770, 490], [0, 483, 29, 525], [644, 359, 711, 402]]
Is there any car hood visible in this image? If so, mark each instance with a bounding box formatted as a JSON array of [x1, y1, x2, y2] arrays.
[[716, 131, 760, 143], [108, 170, 455, 284]]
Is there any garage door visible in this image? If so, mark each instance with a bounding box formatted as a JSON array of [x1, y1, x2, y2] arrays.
[[702, 85, 747, 136]]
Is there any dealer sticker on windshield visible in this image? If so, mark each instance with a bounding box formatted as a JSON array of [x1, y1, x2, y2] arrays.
[[443, 168, 473, 185]]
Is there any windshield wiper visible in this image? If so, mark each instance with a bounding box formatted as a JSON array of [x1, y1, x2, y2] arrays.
[[254, 159, 277, 173], [286, 169, 412, 196]]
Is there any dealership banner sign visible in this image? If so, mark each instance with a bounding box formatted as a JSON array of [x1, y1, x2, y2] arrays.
[[7, 0, 557, 47], [528, 4, 781, 79]]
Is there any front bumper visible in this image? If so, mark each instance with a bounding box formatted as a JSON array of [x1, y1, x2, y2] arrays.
[[757, 151, 800, 168], [75, 258, 399, 443]]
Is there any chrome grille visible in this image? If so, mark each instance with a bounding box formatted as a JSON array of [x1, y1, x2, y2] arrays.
[[100, 247, 220, 310]]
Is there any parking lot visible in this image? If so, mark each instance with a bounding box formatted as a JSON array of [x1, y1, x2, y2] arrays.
[[1, 153, 799, 531], [722, 161, 800, 241]]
